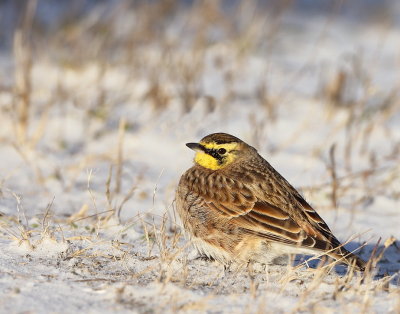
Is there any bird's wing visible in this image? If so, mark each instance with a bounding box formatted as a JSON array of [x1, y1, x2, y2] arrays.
[[206, 197, 333, 249], [202, 177, 342, 252]]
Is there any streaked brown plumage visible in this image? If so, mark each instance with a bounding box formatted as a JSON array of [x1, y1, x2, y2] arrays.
[[176, 132, 366, 271], [176, 133, 365, 270]]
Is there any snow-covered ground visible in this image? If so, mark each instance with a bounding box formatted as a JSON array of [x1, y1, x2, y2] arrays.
[[0, 2, 399, 313]]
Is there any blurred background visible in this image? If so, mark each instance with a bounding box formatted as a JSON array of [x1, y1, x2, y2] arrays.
[[0, 0, 399, 235]]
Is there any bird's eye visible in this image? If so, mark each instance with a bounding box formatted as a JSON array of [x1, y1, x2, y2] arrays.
[[217, 148, 226, 154]]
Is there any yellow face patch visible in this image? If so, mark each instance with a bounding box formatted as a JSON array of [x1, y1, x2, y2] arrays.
[[194, 142, 239, 170]]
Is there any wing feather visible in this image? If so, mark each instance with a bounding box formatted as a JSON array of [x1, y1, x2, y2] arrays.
[[201, 172, 342, 253]]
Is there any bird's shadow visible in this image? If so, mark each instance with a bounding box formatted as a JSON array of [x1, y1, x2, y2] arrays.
[[293, 241, 400, 285]]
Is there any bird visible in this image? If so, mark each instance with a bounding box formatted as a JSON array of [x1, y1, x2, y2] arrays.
[[176, 132, 366, 271]]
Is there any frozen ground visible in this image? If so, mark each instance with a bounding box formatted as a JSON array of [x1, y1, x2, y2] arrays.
[[0, 2, 400, 313]]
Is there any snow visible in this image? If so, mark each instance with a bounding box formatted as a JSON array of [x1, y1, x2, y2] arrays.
[[0, 2, 399, 313]]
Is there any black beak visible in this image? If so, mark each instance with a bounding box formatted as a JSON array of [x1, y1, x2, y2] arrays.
[[186, 142, 205, 152]]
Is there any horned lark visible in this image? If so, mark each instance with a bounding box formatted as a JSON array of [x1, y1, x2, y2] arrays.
[[176, 132, 366, 271]]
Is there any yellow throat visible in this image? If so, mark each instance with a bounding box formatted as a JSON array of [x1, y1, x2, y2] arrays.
[[194, 142, 238, 170]]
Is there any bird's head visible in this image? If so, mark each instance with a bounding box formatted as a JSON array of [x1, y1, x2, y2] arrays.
[[186, 133, 252, 170]]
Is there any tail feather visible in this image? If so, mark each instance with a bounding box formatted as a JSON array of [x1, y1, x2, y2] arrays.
[[304, 236, 367, 271], [328, 247, 366, 271]]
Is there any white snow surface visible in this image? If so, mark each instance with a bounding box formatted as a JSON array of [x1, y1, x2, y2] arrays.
[[0, 7, 400, 314]]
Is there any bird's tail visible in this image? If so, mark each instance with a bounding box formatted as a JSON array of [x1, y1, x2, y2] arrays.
[[328, 247, 367, 271]]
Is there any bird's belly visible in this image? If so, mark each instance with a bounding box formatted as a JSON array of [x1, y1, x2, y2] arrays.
[[192, 237, 233, 263], [192, 236, 320, 266]]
